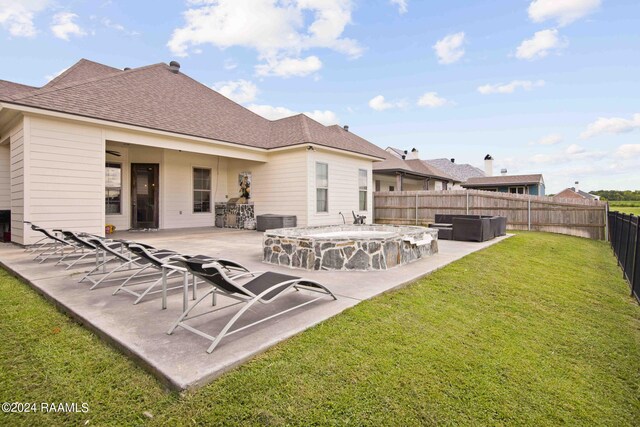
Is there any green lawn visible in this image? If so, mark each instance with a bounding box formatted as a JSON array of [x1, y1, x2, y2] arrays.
[[609, 203, 640, 216], [1, 232, 639, 426]]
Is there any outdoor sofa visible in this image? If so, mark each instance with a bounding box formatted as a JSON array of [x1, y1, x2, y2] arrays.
[[431, 214, 507, 242]]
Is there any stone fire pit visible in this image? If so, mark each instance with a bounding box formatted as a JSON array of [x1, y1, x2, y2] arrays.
[[262, 224, 438, 271]]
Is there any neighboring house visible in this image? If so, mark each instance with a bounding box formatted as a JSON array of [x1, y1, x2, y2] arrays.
[[462, 174, 546, 195], [553, 187, 600, 200], [0, 59, 389, 245], [424, 158, 485, 190], [375, 147, 457, 191]]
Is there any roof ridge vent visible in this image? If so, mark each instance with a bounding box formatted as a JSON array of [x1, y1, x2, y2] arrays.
[[169, 61, 180, 74]]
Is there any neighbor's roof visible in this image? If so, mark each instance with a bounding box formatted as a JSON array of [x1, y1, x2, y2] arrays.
[[386, 146, 407, 158], [462, 174, 544, 187], [373, 153, 456, 181], [0, 80, 37, 98], [0, 59, 385, 159], [425, 158, 485, 182], [554, 187, 599, 200]]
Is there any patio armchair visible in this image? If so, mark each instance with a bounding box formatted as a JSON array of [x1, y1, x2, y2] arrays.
[[167, 258, 337, 353]]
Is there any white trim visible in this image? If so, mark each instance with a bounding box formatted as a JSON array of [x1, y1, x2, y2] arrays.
[[192, 165, 212, 214], [315, 161, 328, 213]]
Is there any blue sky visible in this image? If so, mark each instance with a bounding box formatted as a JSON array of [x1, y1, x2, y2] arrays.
[[1, 0, 639, 193]]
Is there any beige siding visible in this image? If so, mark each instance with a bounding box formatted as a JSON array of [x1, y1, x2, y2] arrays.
[[307, 150, 373, 226], [161, 150, 227, 229], [24, 116, 104, 244], [0, 143, 9, 210], [9, 118, 25, 243], [232, 150, 308, 225]]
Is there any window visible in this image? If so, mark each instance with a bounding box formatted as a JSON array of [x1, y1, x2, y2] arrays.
[[358, 169, 368, 211], [193, 168, 211, 213], [389, 185, 395, 192], [105, 163, 122, 214], [316, 162, 328, 212], [509, 186, 525, 194]]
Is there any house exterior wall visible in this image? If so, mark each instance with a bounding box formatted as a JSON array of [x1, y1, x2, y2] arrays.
[[0, 142, 10, 210], [5, 111, 375, 241], [228, 149, 308, 226], [8, 117, 25, 243], [307, 149, 373, 226], [23, 116, 105, 244]]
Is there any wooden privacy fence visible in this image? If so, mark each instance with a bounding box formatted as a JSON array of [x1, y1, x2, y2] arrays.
[[373, 190, 608, 240]]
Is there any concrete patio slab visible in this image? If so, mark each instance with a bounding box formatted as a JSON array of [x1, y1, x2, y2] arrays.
[[0, 228, 510, 390]]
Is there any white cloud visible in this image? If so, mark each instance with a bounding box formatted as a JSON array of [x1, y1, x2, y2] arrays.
[[565, 144, 586, 155], [248, 103, 297, 120], [255, 55, 322, 78], [477, 80, 545, 94], [305, 109, 339, 125], [614, 144, 640, 158], [433, 32, 465, 64], [368, 95, 405, 111], [580, 113, 640, 139], [167, 0, 362, 82], [101, 17, 139, 36], [212, 79, 258, 104], [223, 58, 238, 70], [390, 0, 408, 14], [247, 103, 338, 125], [44, 66, 69, 82], [528, 0, 601, 27], [51, 12, 86, 41], [0, 0, 51, 37], [515, 29, 566, 60], [531, 133, 563, 146], [416, 92, 450, 108]]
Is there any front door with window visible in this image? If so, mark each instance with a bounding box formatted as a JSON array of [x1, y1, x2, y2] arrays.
[[131, 164, 159, 229]]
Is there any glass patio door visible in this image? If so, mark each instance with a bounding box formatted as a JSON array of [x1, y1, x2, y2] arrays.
[[131, 164, 159, 229]]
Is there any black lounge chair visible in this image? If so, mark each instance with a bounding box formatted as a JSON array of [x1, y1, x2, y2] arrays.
[[112, 244, 250, 305], [79, 238, 172, 289], [167, 259, 337, 353], [55, 231, 123, 270], [28, 224, 83, 262]]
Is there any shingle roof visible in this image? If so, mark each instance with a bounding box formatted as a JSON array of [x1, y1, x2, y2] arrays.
[[425, 158, 485, 182], [373, 152, 455, 181], [1, 59, 385, 159], [386, 146, 406, 158], [462, 174, 544, 187], [0, 80, 36, 98], [554, 188, 598, 200], [44, 59, 121, 89]]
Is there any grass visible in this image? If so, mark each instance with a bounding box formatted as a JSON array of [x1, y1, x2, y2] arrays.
[[609, 201, 640, 216], [1, 232, 639, 426]]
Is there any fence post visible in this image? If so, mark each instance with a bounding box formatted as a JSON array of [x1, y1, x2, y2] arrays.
[[415, 193, 418, 225], [466, 191, 469, 215], [527, 198, 531, 231], [605, 203, 609, 242], [631, 216, 639, 297]]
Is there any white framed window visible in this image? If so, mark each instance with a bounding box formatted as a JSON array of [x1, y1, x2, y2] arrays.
[[193, 167, 212, 213], [316, 162, 328, 213], [358, 169, 368, 211], [509, 186, 525, 194], [105, 163, 122, 215]]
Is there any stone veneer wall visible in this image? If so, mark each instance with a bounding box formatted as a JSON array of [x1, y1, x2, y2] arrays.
[[263, 225, 438, 271]]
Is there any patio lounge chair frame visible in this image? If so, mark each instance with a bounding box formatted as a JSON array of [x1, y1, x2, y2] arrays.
[[167, 259, 337, 353], [79, 238, 168, 289]]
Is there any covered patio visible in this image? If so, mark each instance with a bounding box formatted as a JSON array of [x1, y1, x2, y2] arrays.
[[0, 227, 509, 389]]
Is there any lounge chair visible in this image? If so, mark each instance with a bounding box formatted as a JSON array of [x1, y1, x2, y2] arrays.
[[167, 259, 337, 353], [79, 238, 170, 289], [112, 244, 250, 305]]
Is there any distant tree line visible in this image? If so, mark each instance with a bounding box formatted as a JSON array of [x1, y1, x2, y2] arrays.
[[590, 190, 640, 201]]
